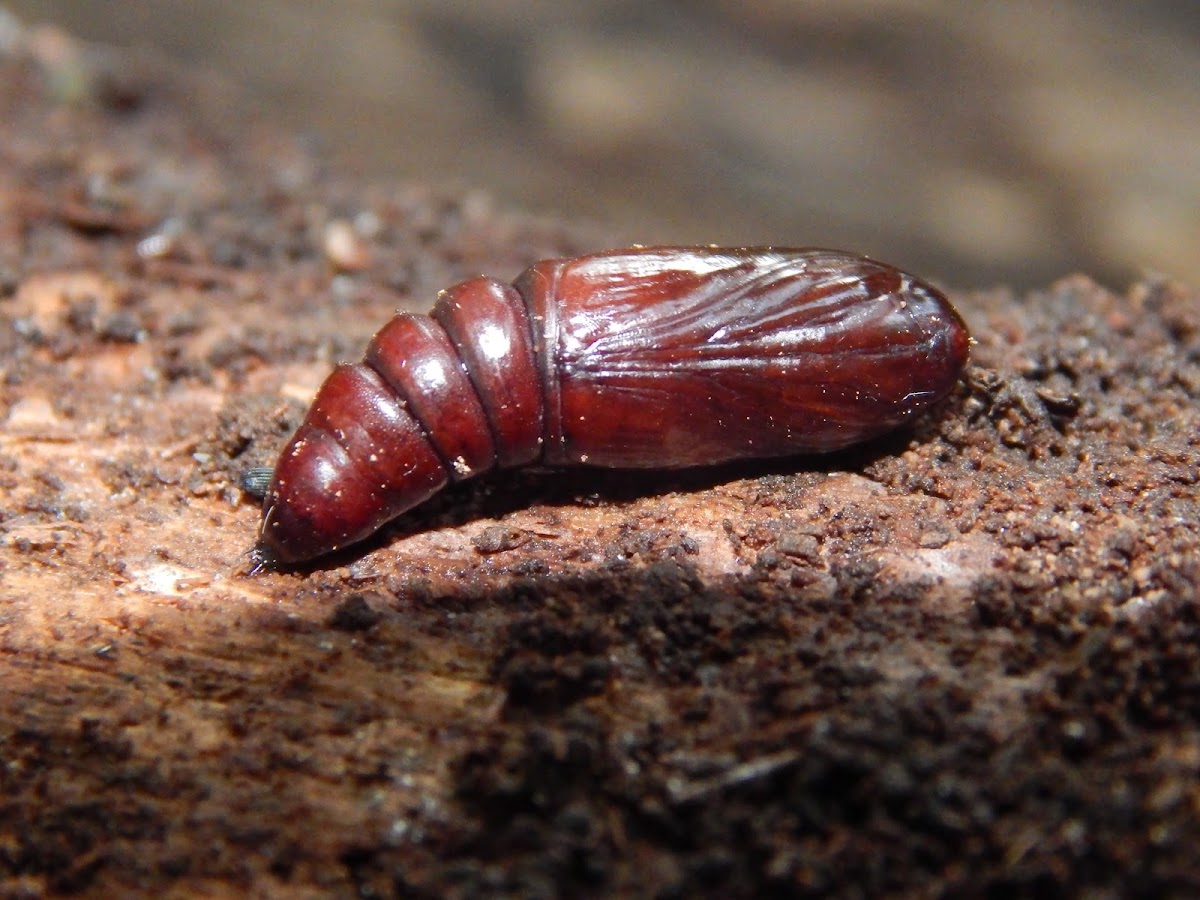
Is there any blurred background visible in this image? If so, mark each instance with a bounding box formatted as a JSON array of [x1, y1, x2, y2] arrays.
[[7, 0, 1200, 289]]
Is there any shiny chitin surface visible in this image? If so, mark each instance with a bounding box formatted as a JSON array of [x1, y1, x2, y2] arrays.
[[520, 248, 969, 467], [257, 247, 970, 565]]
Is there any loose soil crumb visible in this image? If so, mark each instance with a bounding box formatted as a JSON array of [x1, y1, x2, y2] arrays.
[[1, 22, 1199, 899]]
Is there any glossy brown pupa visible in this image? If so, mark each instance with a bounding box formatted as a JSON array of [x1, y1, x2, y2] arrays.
[[254, 247, 970, 566]]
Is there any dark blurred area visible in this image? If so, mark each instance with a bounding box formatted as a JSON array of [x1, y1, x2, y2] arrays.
[[8, 0, 1200, 289]]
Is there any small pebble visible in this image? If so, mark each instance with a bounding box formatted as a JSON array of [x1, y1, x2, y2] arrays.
[[323, 218, 371, 272]]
